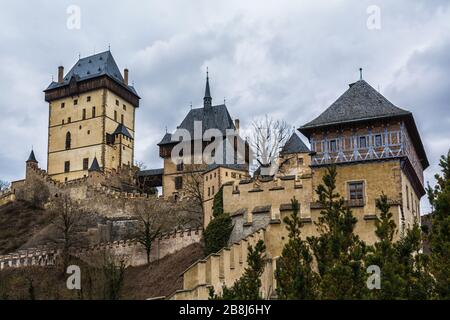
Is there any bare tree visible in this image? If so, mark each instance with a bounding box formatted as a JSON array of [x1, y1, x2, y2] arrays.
[[48, 194, 83, 271], [250, 115, 294, 177], [134, 160, 147, 171], [133, 200, 167, 264], [0, 180, 10, 192], [182, 168, 205, 216]]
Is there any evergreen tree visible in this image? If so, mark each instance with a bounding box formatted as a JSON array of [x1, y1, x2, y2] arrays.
[[210, 240, 266, 300], [366, 194, 433, 299], [204, 186, 233, 255], [426, 150, 450, 299], [275, 197, 318, 299], [307, 166, 367, 299]]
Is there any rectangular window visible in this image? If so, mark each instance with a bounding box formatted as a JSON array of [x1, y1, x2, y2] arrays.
[[121, 114, 124, 124], [212, 186, 215, 194], [175, 176, 183, 190], [114, 111, 117, 121], [64, 161, 70, 173], [115, 99, 119, 106], [297, 157, 304, 166], [74, 99, 78, 106], [176, 162, 184, 172], [62, 119, 65, 125], [83, 158, 89, 170], [92, 106, 96, 117], [208, 187, 210, 197], [348, 181, 364, 206], [123, 104, 127, 111], [329, 139, 337, 152], [68, 117, 71, 123], [61, 102, 65, 108], [359, 136, 367, 148], [87, 96, 91, 102], [82, 109, 86, 120], [374, 134, 382, 147]]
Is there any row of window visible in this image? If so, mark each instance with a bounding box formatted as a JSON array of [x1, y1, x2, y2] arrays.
[[63, 157, 90, 173], [325, 134, 384, 152], [61, 97, 127, 110]]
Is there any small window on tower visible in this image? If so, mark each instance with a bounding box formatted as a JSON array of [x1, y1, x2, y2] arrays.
[[61, 102, 65, 108], [359, 136, 367, 149], [115, 99, 119, 106], [64, 161, 70, 173], [123, 104, 126, 111], [62, 119, 65, 125], [87, 96, 91, 102], [83, 158, 89, 170], [74, 99, 78, 106], [298, 157, 304, 166], [375, 134, 383, 147], [176, 162, 184, 172], [68, 117, 71, 123], [329, 139, 337, 152], [92, 106, 96, 117], [65, 132, 71, 150], [175, 176, 183, 190], [121, 114, 124, 124], [114, 111, 117, 121], [82, 109, 86, 120], [348, 181, 364, 206]]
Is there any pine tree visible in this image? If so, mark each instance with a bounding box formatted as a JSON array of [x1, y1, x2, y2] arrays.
[[426, 150, 450, 299], [366, 194, 433, 299], [204, 186, 233, 255], [210, 240, 266, 300], [275, 197, 318, 299], [307, 166, 367, 299]]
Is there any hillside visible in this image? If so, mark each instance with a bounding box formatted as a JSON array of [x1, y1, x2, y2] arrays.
[[0, 201, 53, 255], [0, 243, 204, 300]]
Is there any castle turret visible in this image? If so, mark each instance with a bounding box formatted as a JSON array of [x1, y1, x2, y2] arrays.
[[26, 149, 38, 179]]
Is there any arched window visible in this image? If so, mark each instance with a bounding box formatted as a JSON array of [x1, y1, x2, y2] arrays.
[[65, 132, 71, 150]]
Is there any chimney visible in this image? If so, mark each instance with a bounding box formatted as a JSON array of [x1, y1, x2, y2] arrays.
[[124, 68, 129, 86], [58, 66, 64, 84], [234, 119, 240, 133]]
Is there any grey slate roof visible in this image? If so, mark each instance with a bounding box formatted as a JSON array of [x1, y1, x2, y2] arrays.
[[158, 104, 236, 145], [137, 168, 164, 177], [157, 133, 174, 146], [88, 157, 101, 172], [46, 51, 139, 97], [281, 133, 310, 154], [300, 80, 411, 130], [27, 150, 37, 163], [112, 123, 133, 139], [203, 163, 248, 174]]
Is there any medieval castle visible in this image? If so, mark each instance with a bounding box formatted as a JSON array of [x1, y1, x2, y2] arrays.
[[0, 51, 428, 299]]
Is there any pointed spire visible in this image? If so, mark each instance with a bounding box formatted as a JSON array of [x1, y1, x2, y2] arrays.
[[359, 67, 363, 81], [88, 157, 102, 172], [204, 67, 212, 108], [27, 149, 38, 163]]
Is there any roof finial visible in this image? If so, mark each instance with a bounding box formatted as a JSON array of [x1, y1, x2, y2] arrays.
[[108, 43, 111, 51], [190, 101, 192, 109], [204, 67, 212, 108], [359, 67, 363, 81], [165, 126, 168, 133], [224, 97, 226, 105]]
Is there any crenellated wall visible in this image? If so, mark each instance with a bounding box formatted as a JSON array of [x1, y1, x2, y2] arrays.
[[222, 174, 314, 244], [0, 227, 203, 270]]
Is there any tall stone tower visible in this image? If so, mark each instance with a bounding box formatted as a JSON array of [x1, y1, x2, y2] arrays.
[[44, 51, 140, 182]]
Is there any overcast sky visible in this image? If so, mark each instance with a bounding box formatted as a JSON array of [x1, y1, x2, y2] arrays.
[[1, 0, 449, 212]]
